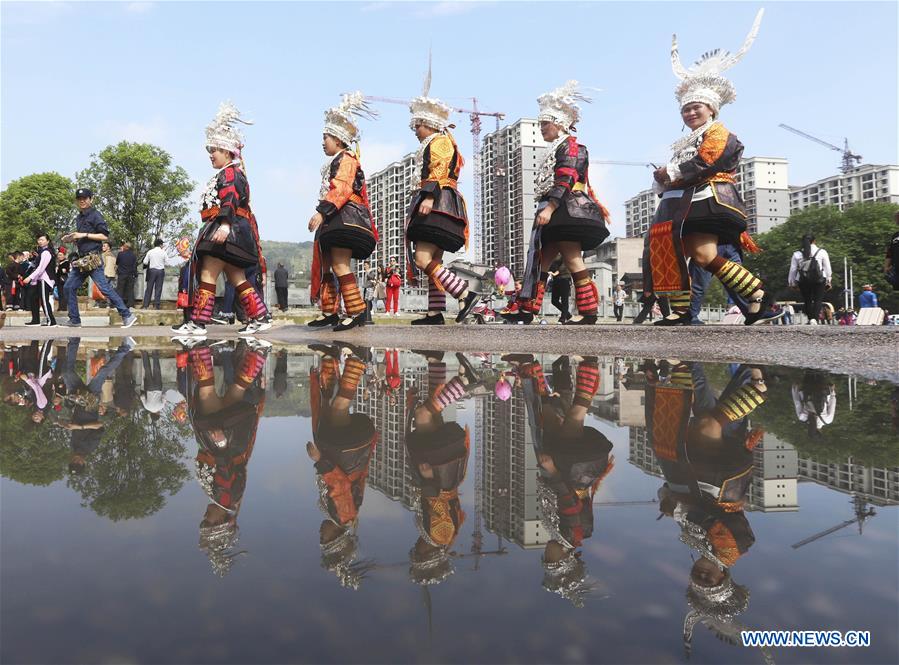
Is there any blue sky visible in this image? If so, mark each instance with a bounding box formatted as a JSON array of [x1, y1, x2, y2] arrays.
[[2, 1, 897, 247]]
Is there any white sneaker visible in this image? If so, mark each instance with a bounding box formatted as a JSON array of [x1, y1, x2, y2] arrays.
[[254, 318, 272, 333], [170, 321, 207, 336], [237, 319, 260, 336]]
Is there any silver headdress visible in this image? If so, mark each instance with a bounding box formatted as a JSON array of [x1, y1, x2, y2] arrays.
[[536, 475, 597, 607], [671, 8, 764, 113], [537, 80, 592, 131], [682, 570, 773, 664], [323, 91, 378, 146], [320, 523, 376, 591], [205, 101, 253, 155], [198, 521, 245, 578], [409, 52, 452, 132]]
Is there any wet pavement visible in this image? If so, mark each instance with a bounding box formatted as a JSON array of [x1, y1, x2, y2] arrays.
[[1, 338, 897, 664]]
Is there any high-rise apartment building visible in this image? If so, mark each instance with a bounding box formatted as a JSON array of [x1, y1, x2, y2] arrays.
[[789, 164, 899, 213], [480, 119, 545, 277]]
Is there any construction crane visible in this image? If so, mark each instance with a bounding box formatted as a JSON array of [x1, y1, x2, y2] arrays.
[[363, 95, 505, 264], [779, 123, 862, 174], [791, 495, 876, 549], [593, 160, 656, 168]]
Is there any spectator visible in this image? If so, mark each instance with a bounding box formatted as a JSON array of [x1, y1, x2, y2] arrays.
[[788, 234, 831, 325], [374, 265, 387, 313], [885, 210, 899, 290], [858, 284, 879, 309], [385, 256, 401, 317], [613, 281, 626, 322], [55, 248, 70, 311], [98, 241, 117, 308], [60, 188, 135, 328], [22, 233, 58, 327], [362, 260, 376, 323], [548, 258, 571, 323], [115, 241, 138, 308], [274, 262, 289, 311], [141, 238, 166, 310], [782, 302, 794, 325], [688, 242, 749, 325], [2, 252, 17, 310], [19, 250, 36, 316]]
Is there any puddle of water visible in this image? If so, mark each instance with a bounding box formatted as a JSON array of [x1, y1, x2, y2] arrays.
[[2, 338, 897, 664]]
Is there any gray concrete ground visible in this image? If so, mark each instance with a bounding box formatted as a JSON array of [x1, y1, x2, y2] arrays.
[[1, 320, 896, 382]]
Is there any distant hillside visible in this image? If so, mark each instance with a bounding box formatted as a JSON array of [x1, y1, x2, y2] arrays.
[[260, 240, 313, 282]]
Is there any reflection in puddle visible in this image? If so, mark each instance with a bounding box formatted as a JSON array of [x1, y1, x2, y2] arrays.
[[2, 338, 897, 664]]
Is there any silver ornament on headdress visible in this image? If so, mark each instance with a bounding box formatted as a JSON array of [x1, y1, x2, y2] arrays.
[[323, 91, 378, 147], [409, 51, 452, 133], [198, 521, 245, 578], [674, 507, 730, 571], [536, 474, 576, 551], [683, 571, 773, 664], [319, 521, 376, 591], [205, 101, 253, 155], [536, 80, 593, 131], [671, 8, 764, 113]]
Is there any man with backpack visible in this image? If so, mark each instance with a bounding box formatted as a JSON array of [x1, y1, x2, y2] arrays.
[[789, 234, 832, 324]]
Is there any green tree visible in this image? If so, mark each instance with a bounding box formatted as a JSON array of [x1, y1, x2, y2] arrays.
[[746, 202, 899, 311], [0, 172, 75, 252], [66, 409, 191, 521], [0, 405, 71, 486], [76, 142, 196, 257]]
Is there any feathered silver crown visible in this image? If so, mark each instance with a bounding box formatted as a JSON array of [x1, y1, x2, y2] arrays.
[[409, 544, 454, 586], [324, 91, 378, 146], [205, 101, 253, 155], [537, 80, 592, 131], [672, 9, 764, 113], [409, 51, 452, 132], [198, 521, 245, 578], [320, 526, 376, 590]]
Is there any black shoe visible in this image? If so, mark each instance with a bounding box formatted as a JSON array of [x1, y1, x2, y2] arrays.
[[456, 292, 481, 323], [744, 308, 785, 326], [334, 312, 366, 332], [308, 313, 339, 328], [653, 313, 691, 326], [501, 353, 536, 364], [455, 352, 485, 391], [411, 313, 445, 325], [563, 315, 598, 325], [24, 321, 41, 326], [412, 349, 445, 362], [339, 341, 372, 363], [515, 311, 535, 325], [309, 343, 341, 359]]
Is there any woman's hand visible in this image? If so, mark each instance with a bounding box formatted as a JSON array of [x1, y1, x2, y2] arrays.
[[535, 201, 557, 226], [418, 195, 434, 217], [210, 223, 231, 244], [308, 212, 324, 233], [653, 166, 670, 185]]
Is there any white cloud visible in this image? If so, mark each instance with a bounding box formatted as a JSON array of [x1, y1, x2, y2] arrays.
[[124, 2, 156, 14], [2, 2, 74, 26], [417, 1, 480, 17], [103, 117, 170, 145]]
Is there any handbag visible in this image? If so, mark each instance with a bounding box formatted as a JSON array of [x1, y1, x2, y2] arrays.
[[177, 291, 190, 308], [71, 251, 103, 273]]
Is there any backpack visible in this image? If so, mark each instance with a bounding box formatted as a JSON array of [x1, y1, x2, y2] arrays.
[[798, 248, 826, 285]]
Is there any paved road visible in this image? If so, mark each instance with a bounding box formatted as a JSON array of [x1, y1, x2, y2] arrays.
[[2, 322, 896, 382]]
